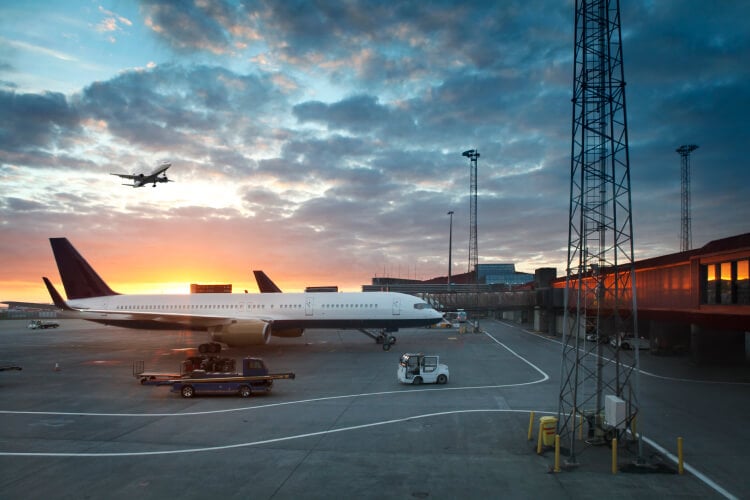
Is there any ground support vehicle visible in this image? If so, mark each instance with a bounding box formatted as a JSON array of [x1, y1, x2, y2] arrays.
[[135, 356, 295, 398], [27, 320, 59, 329], [397, 353, 449, 385]]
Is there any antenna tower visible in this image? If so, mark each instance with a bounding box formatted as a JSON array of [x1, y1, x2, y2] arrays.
[[462, 149, 480, 282], [558, 0, 641, 465], [676, 144, 698, 252]]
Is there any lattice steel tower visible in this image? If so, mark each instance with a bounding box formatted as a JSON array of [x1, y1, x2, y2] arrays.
[[676, 144, 698, 252], [557, 0, 641, 465], [463, 149, 480, 281]]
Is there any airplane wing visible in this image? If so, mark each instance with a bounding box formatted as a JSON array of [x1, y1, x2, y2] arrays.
[[111, 173, 137, 180], [152, 163, 171, 176]]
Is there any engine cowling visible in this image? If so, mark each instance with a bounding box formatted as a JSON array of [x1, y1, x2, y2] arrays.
[[209, 319, 271, 346], [271, 327, 304, 338]]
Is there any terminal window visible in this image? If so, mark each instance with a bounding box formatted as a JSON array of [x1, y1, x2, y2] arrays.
[[701, 260, 750, 305]]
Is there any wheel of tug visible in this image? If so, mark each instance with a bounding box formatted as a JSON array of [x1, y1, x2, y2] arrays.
[[239, 385, 252, 398], [413, 376, 423, 385], [437, 374, 448, 385], [383, 342, 392, 351], [389, 336, 397, 344], [181, 385, 195, 398]]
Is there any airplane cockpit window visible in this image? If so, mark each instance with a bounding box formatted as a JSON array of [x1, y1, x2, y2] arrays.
[[413, 302, 433, 310]]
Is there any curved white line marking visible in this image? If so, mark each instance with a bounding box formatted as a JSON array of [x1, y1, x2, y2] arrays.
[[640, 435, 738, 500], [506, 320, 750, 386], [482, 329, 550, 382], [0, 329, 550, 418], [0, 409, 544, 457], [502, 319, 739, 500]]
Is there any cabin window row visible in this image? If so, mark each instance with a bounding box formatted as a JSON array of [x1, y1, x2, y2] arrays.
[[114, 303, 380, 311], [116, 304, 256, 310]]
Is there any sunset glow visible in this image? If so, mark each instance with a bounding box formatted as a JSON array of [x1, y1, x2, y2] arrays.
[[2, 2, 749, 305]]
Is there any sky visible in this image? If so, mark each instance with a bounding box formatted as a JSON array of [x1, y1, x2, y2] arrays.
[[1, 0, 749, 303]]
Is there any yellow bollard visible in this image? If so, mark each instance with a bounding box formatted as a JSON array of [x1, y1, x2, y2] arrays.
[[528, 411, 535, 441], [678, 437, 684, 474], [554, 435, 561, 472], [536, 421, 543, 455], [612, 437, 618, 474]]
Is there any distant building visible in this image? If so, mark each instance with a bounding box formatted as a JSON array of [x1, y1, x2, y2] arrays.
[[477, 264, 534, 286], [190, 284, 232, 294], [366, 262, 535, 293]]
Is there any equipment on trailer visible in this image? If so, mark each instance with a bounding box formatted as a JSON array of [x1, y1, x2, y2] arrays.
[[27, 320, 59, 329], [397, 353, 449, 385], [134, 356, 294, 398]]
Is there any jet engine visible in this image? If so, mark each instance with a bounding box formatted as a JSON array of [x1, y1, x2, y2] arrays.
[[271, 327, 304, 338], [209, 319, 271, 346]]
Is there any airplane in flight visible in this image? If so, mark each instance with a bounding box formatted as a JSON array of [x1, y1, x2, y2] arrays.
[[111, 161, 172, 188], [43, 238, 443, 352]]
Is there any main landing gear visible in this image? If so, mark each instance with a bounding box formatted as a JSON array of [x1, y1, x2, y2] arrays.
[[359, 329, 397, 351]]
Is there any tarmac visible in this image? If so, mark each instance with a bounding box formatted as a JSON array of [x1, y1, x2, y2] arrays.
[[0, 318, 747, 499]]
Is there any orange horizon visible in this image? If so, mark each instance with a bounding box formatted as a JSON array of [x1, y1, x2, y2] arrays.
[[2, 274, 376, 305]]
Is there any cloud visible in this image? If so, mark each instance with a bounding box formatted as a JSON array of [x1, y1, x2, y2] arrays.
[[0, 90, 80, 152], [141, 0, 255, 55], [2, 1, 750, 302]]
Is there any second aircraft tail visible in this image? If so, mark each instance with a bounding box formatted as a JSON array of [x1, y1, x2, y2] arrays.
[[49, 238, 119, 299]]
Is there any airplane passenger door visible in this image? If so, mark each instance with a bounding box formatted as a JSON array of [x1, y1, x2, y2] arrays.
[[305, 296, 314, 316], [392, 298, 401, 316]]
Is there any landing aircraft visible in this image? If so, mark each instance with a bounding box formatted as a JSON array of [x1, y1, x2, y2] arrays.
[[43, 238, 442, 351], [111, 161, 172, 188]]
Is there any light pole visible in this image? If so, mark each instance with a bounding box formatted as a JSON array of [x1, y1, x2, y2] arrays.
[[447, 210, 454, 291]]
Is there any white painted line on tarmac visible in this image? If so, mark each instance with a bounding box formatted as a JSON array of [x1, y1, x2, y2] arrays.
[[502, 319, 750, 386], [0, 330, 550, 418], [0, 383, 547, 418], [496, 319, 739, 500], [0, 408, 545, 457], [481, 329, 550, 383], [640, 434, 738, 500]]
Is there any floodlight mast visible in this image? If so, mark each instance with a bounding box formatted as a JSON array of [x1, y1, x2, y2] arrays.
[[676, 144, 698, 252], [558, 0, 641, 466], [462, 149, 480, 283]]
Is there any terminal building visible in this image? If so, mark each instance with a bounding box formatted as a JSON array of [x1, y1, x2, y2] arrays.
[[365, 263, 535, 294]]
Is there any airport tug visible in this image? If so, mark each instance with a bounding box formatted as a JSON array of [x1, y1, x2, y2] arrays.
[[397, 353, 449, 385]]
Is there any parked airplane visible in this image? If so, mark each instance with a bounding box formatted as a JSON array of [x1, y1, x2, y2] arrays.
[[111, 161, 172, 188], [43, 238, 443, 351]]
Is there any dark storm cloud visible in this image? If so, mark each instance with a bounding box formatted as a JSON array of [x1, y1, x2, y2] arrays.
[[76, 64, 285, 151], [293, 95, 406, 134], [0, 90, 80, 152], [2, 197, 46, 212], [140, 0, 243, 54]]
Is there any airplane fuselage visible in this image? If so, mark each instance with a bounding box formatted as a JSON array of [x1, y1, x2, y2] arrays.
[[45, 237, 442, 348], [67, 291, 441, 335]]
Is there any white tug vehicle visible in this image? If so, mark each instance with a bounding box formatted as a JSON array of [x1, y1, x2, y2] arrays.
[[397, 353, 449, 385]]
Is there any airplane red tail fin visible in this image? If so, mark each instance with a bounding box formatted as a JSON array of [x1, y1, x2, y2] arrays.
[[253, 270, 283, 293], [49, 238, 119, 299]]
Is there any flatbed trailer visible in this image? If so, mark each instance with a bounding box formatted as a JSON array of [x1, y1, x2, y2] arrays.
[[135, 356, 295, 397]]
